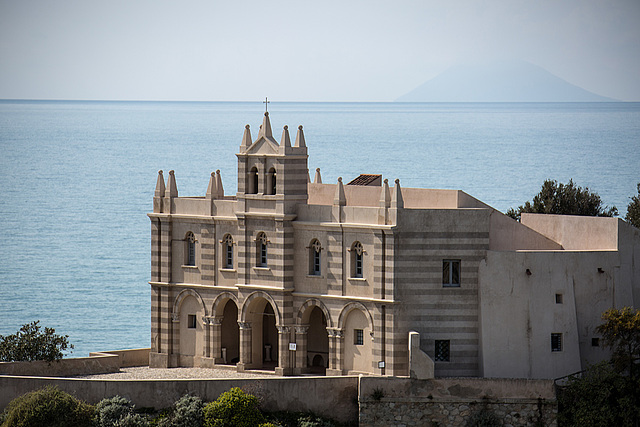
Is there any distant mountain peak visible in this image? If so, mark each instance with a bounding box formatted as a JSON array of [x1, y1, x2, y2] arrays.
[[396, 60, 616, 102]]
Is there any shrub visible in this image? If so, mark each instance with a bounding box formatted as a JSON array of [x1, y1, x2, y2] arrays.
[[158, 394, 204, 427], [203, 387, 266, 427], [95, 395, 149, 427], [0, 386, 94, 427], [264, 411, 337, 427], [0, 321, 73, 362]]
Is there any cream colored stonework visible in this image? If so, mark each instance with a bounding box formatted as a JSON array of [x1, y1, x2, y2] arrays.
[[149, 112, 640, 379]]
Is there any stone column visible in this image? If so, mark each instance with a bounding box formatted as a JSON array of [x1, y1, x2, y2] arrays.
[[294, 325, 309, 375], [236, 321, 252, 372], [326, 328, 344, 376], [170, 312, 180, 368], [209, 317, 224, 363], [275, 325, 293, 376]]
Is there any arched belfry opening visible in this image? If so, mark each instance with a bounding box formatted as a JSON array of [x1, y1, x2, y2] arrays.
[[267, 167, 277, 195], [248, 167, 258, 194]]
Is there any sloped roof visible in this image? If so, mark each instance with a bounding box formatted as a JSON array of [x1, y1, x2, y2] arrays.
[[347, 174, 382, 186]]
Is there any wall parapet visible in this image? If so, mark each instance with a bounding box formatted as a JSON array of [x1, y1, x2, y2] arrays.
[[0, 348, 150, 377]]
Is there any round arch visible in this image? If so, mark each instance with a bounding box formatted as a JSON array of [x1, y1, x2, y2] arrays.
[[337, 301, 374, 331], [211, 292, 239, 317], [240, 291, 282, 326], [173, 288, 208, 316], [296, 299, 333, 328]]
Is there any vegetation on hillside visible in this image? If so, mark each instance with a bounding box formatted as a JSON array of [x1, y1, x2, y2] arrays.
[[0, 321, 73, 362], [626, 183, 640, 228], [0, 387, 346, 427], [558, 307, 640, 426]]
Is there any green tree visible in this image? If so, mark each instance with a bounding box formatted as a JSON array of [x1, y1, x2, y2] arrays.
[[596, 307, 640, 379], [0, 386, 94, 427], [506, 179, 617, 221], [557, 361, 638, 427], [626, 183, 640, 228], [0, 321, 73, 362]]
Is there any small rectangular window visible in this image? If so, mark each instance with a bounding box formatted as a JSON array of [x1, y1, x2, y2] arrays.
[[555, 293, 563, 304], [443, 260, 461, 287], [591, 338, 600, 347], [435, 340, 450, 361], [354, 329, 364, 345], [187, 314, 197, 329], [551, 333, 562, 352]]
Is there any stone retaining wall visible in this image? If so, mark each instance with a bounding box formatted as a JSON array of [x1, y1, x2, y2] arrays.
[[0, 375, 359, 424], [358, 377, 557, 427]]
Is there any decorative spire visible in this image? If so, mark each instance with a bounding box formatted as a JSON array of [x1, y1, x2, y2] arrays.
[[392, 179, 403, 209], [314, 168, 322, 184], [241, 124, 252, 148], [334, 177, 346, 206], [380, 178, 391, 208], [155, 170, 165, 197], [258, 111, 273, 139], [215, 169, 224, 197], [295, 125, 306, 148], [206, 172, 217, 199], [165, 170, 178, 198], [281, 125, 291, 147]]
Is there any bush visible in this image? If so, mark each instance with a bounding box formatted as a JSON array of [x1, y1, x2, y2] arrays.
[[264, 411, 337, 427], [203, 387, 266, 427], [0, 386, 94, 427], [558, 361, 640, 426], [95, 395, 149, 427], [0, 321, 73, 362], [158, 394, 204, 427]]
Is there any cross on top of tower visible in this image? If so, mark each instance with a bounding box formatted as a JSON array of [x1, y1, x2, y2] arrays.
[[263, 97, 269, 113]]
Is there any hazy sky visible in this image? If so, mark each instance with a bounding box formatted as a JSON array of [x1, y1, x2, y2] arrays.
[[1, 0, 639, 101]]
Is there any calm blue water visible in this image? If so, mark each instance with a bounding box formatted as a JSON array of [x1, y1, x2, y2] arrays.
[[1, 100, 639, 357]]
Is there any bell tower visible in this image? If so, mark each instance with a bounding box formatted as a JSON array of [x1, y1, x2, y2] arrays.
[[236, 112, 309, 215]]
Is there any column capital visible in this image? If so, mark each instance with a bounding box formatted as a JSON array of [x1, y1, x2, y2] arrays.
[[171, 313, 180, 322], [295, 325, 310, 335], [237, 321, 252, 330], [209, 316, 223, 325], [277, 325, 292, 334], [327, 328, 343, 338]]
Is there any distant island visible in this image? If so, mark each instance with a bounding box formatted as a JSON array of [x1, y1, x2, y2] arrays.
[[396, 60, 616, 102]]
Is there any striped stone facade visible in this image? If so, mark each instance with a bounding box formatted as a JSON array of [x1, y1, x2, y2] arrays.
[[148, 112, 640, 379]]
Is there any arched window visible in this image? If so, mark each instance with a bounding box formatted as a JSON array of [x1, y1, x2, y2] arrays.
[[248, 167, 258, 194], [223, 234, 234, 269], [267, 167, 277, 195], [309, 239, 321, 276], [351, 241, 363, 278], [185, 232, 196, 266], [256, 232, 268, 267]]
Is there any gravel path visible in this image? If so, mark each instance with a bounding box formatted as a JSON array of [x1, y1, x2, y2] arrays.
[[75, 366, 274, 380]]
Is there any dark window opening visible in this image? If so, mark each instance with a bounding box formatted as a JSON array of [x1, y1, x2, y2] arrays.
[[551, 333, 562, 352], [187, 314, 197, 329], [443, 260, 460, 287], [354, 329, 364, 345], [435, 340, 450, 361]]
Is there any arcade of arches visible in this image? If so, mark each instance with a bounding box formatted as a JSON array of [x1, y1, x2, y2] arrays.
[[173, 292, 375, 376]]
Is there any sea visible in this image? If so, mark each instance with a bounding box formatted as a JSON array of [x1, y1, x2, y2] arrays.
[[0, 100, 639, 357]]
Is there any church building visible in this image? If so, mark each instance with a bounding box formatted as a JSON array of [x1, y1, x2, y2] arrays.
[[148, 112, 640, 379]]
